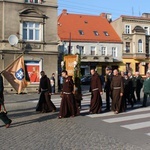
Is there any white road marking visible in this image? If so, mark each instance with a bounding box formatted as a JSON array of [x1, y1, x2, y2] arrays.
[[146, 133, 150, 136], [103, 113, 150, 123], [87, 106, 150, 118], [121, 121, 150, 130]]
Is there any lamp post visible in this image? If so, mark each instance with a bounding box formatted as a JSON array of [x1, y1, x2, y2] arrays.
[[61, 61, 64, 70]]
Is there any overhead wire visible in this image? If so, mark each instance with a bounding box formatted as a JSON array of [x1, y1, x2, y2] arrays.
[[57, 0, 142, 19]]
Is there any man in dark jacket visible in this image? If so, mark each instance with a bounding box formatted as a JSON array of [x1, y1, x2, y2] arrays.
[[123, 73, 133, 108], [142, 72, 150, 107], [128, 72, 136, 103], [104, 67, 113, 111], [0, 73, 12, 128], [50, 73, 55, 94], [135, 72, 143, 102]]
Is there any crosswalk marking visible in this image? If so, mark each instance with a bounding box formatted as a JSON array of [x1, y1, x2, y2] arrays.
[[87, 106, 149, 118], [29, 95, 150, 136], [146, 133, 150, 136], [121, 121, 150, 130], [103, 113, 150, 123]]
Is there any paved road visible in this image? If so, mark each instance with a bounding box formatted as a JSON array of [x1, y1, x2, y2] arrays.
[[0, 91, 150, 150]]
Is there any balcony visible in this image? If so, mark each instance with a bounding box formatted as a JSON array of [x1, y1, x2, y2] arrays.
[[123, 51, 147, 60], [81, 55, 113, 62], [133, 53, 146, 60], [122, 52, 133, 59]]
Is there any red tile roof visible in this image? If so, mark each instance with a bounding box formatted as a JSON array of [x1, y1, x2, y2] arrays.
[[58, 10, 122, 43]]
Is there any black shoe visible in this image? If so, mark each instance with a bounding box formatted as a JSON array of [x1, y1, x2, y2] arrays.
[[131, 102, 134, 108], [104, 108, 110, 112], [6, 120, 12, 128]]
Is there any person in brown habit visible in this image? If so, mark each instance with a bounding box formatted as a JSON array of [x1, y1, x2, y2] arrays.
[[36, 71, 56, 113], [89, 68, 103, 114], [111, 69, 124, 114], [58, 70, 79, 119]]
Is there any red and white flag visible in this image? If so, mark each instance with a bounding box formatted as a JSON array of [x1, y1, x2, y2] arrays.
[[1, 55, 28, 94]]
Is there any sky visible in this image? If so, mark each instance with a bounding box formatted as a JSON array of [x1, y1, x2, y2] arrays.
[[58, 0, 150, 20]]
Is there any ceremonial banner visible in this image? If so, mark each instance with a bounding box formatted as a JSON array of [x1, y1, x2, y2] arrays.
[[2, 55, 28, 94], [64, 55, 78, 77]]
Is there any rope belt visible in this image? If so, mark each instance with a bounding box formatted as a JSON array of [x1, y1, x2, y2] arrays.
[[63, 92, 72, 94], [113, 87, 121, 90], [92, 88, 99, 92], [41, 89, 48, 92]]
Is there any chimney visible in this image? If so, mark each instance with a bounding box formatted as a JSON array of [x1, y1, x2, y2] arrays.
[[100, 13, 112, 23], [62, 9, 67, 14]]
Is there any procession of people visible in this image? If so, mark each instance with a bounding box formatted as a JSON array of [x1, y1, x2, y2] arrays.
[[35, 66, 150, 119], [36, 67, 150, 118], [1, 66, 150, 128]]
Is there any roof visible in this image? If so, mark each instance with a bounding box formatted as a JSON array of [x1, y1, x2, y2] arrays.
[[113, 14, 150, 22], [58, 10, 122, 43]]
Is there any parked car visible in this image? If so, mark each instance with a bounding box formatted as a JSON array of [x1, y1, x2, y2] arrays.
[[81, 74, 105, 86], [81, 75, 91, 85]]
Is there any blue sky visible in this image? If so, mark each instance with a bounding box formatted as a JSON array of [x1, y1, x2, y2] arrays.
[[58, 0, 150, 20]]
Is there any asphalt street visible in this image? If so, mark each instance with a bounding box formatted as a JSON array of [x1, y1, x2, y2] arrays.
[[0, 86, 150, 150]]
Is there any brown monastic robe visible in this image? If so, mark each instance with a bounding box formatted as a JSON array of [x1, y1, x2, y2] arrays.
[[36, 75, 56, 112], [90, 73, 102, 114], [59, 76, 79, 118], [111, 75, 124, 113]]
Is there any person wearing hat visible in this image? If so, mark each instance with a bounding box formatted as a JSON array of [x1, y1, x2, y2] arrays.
[[104, 67, 113, 111], [142, 72, 150, 107]]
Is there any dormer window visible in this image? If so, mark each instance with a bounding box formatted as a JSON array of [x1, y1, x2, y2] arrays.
[[93, 31, 99, 36], [78, 30, 84, 35], [25, 0, 39, 3], [104, 31, 109, 36]]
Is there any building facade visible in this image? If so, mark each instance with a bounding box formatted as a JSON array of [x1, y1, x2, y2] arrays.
[[0, 0, 58, 92], [111, 13, 150, 75], [58, 10, 122, 76]]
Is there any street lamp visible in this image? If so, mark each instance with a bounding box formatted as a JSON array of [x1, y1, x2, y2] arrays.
[[61, 61, 64, 69]]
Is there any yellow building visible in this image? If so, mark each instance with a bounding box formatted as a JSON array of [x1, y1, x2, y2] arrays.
[[111, 13, 150, 75]]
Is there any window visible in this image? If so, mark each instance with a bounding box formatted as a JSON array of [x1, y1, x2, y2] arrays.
[[125, 42, 130, 52], [125, 25, 131, 34], [138, 39, 143, 53], [91, 46, 95, 55], [78, 30, 84, 35], [112, 47, 117, 57], [144, 27, 149, 35], [135, 63, 140, 72], [23, 22, 41, 41], [103, 31, 109, 36], [126, 63, 132, 72], [25, 0, 39, 3], [93, 31, 99, 36], [79, 46, 84, 55], [101, 47, 107, 56]]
